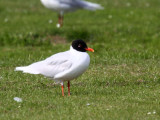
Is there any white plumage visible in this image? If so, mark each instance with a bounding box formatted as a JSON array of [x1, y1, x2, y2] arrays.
[[15, 39, 94, 96], [40, 0, 103, 27], [40, 0, 103, 12], [15, 46, 90, 83]]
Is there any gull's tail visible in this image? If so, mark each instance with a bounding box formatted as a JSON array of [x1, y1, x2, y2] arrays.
[[79, 0, 104, 11], [15, 66, 39, 74]]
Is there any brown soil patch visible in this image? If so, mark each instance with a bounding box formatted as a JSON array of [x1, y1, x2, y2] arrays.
[[46, 35, 67, 44]]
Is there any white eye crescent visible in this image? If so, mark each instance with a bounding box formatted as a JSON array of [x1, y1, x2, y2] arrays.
[[78, 44, 82, 48]]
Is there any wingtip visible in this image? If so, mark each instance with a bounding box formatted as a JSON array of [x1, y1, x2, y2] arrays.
[[99, 6, 104, 10], [15, 67, 22, 71], [95, 4, 104, 10]]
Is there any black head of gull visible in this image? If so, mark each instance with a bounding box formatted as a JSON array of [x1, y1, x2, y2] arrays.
[[72, 39, 94, 52]]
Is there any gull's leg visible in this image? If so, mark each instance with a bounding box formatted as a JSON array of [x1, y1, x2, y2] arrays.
[[58, 14, 61, 26], [68, 81, 70, 96], [61, 82, 64, 96], [61, 15, 63, 27], [58, 14, 63, 27]]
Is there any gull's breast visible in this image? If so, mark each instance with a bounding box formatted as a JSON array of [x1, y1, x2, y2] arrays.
[[54, 53, 90, 81]]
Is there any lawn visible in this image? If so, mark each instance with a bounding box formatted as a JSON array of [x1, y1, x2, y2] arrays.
[[0, 0, 160, 119]]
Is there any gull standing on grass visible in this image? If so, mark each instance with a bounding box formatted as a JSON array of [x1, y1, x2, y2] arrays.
[[40, 0, 103, 27], [15, 39, 94, 96]]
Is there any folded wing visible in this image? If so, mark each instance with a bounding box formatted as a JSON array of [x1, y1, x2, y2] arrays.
[[15, 51, 72, 78], [60, 0, 103, 10]]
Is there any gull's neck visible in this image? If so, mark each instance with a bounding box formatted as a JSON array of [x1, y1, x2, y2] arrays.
[[70, 46, 77, 53], [70, 46, 86, 54]]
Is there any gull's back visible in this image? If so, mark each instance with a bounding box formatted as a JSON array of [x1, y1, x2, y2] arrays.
[[40, 0, 103, 13]]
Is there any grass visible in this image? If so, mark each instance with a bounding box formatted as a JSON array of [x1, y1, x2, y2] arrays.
[[0, 0, 160, 119]]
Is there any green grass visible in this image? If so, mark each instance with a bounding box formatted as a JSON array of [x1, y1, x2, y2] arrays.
[[0, 0, 160, 119]]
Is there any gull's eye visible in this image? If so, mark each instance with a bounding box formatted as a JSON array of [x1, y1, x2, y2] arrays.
[[78, 44, 82, 48]]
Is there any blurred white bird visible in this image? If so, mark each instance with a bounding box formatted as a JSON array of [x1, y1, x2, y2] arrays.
[[15, 39, 94, 96], [40, 0, 103, 27]]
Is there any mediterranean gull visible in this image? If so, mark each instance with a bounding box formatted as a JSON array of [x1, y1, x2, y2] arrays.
[[15, 39, 94, 96]]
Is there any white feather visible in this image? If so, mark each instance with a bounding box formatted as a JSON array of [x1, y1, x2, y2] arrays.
[[40, 0, 103, 13], [76, 0, 104, 10], [15, 46, 90, 83]]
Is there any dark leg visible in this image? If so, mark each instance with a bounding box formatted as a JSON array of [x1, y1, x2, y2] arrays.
[[58, 14, 63, 27], [68, 81, 70, 96]]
